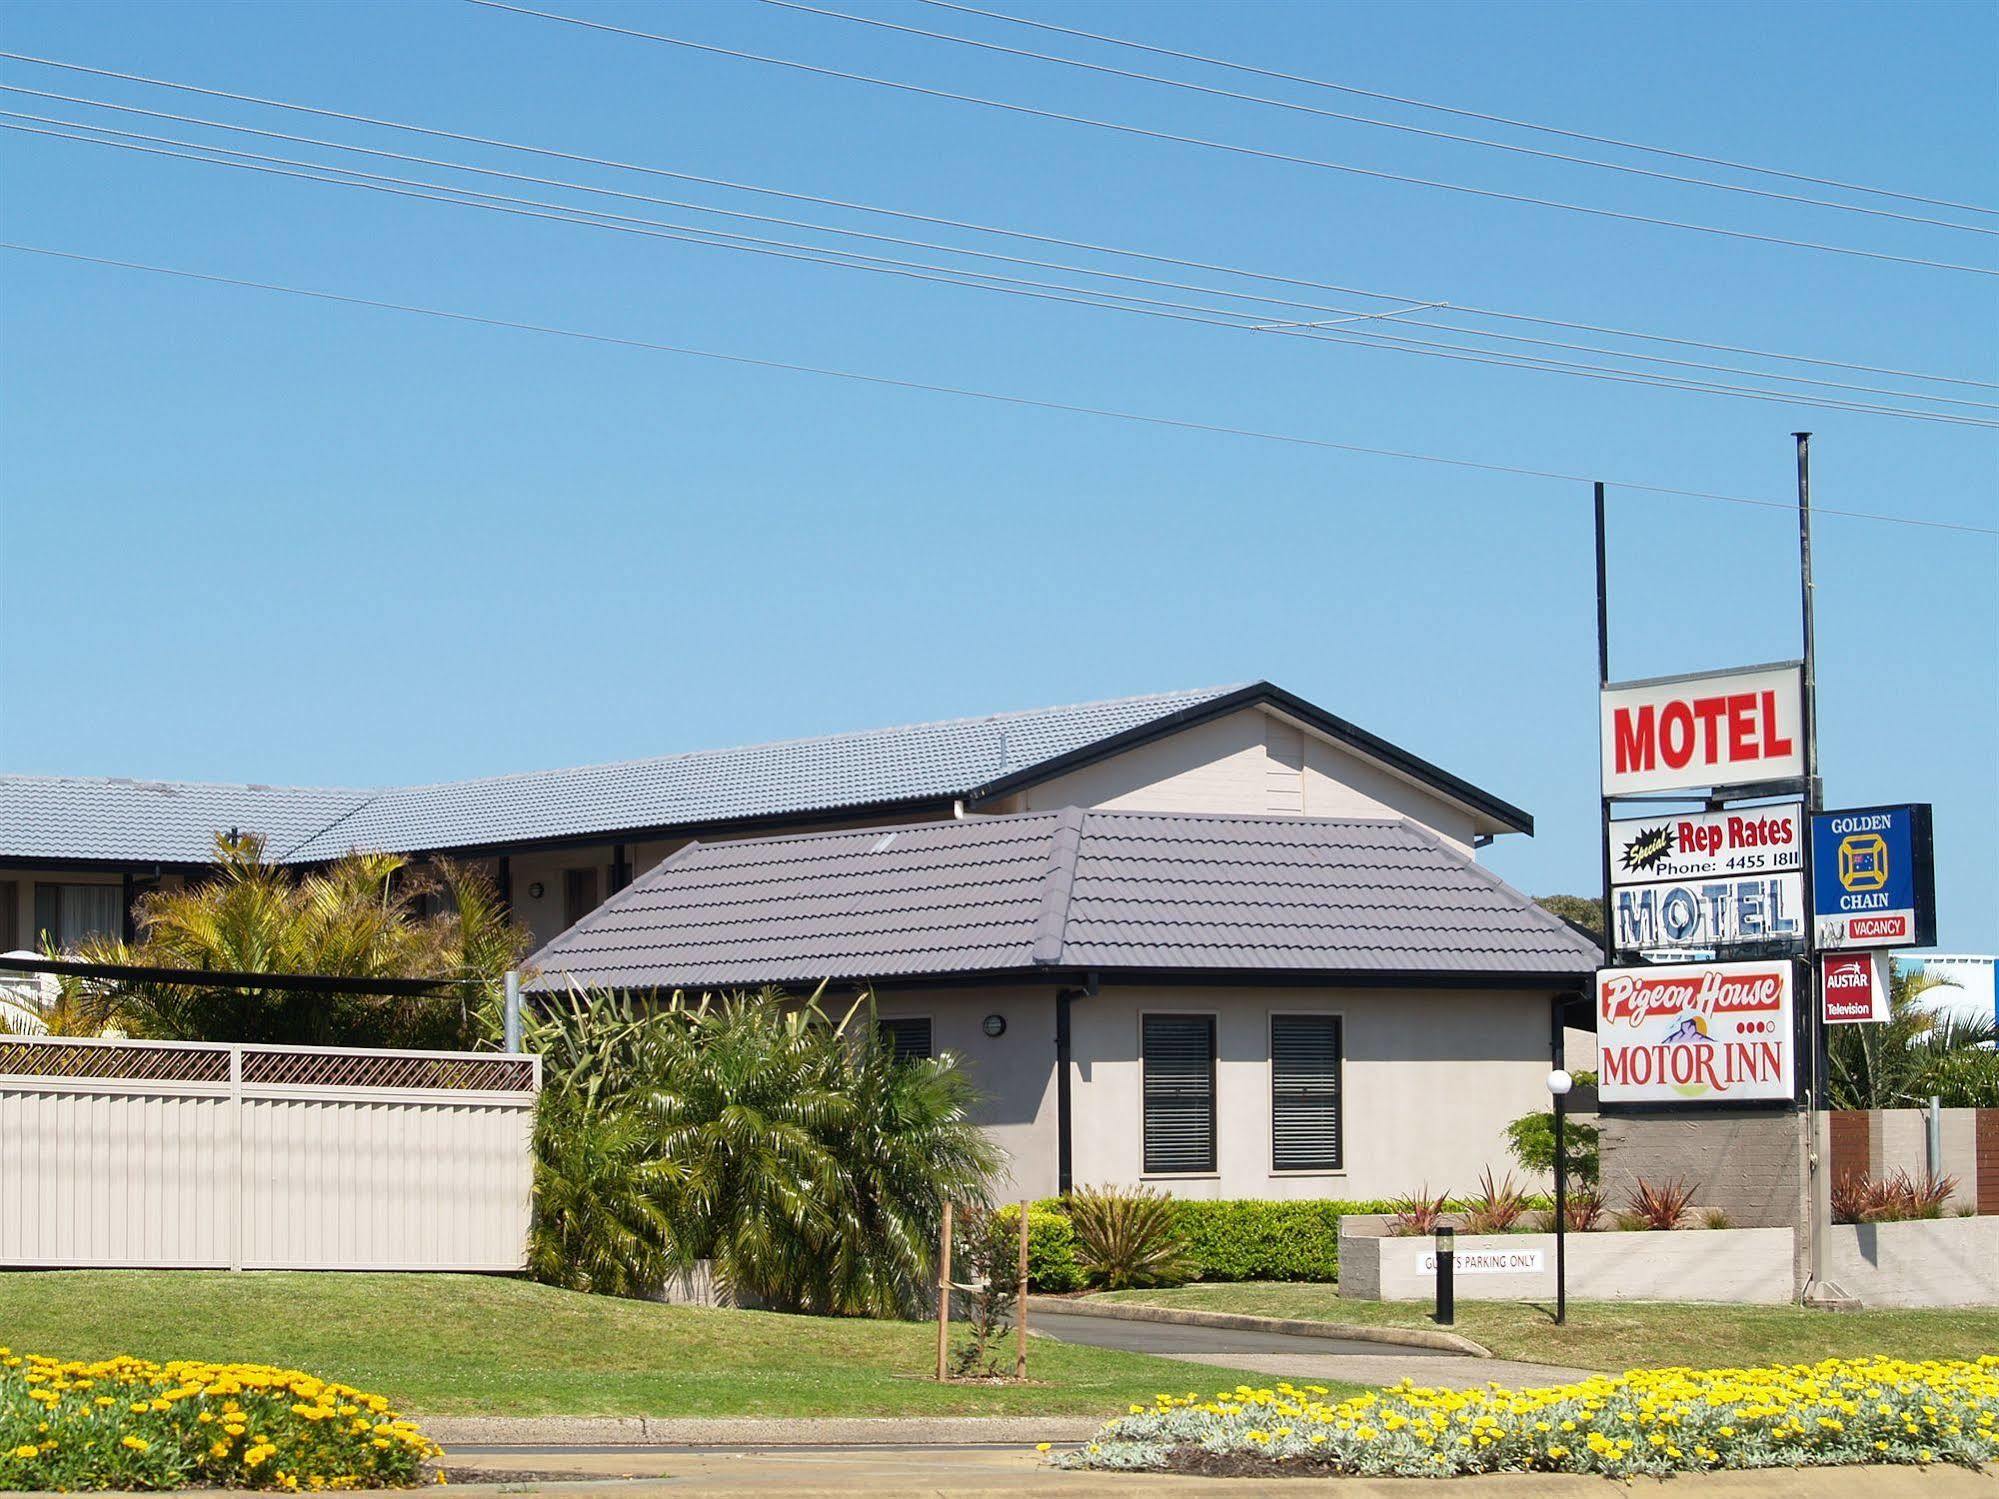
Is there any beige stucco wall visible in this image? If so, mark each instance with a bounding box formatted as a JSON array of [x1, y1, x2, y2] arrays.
[[873, 986, 1060, 1202], [1068, 984, 1552, 1201], [892, 981, 1557, 1204], [1001, 708, 1479, 854]]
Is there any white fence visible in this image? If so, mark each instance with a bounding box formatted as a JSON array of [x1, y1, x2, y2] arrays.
[[0, 1036, 538, 1271]]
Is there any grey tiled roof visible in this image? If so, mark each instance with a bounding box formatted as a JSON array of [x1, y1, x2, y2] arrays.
[[0, 687, 1243, 866], [0, 777, 374, 865], [527, 809, 1600, 990]]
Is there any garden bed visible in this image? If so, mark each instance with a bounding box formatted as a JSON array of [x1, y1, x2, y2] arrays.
[[1056, 1358, 1999, 1477]]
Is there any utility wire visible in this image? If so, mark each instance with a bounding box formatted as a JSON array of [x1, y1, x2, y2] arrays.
[[463, 0, 1999, 279], [7, 240, 1992, 536], [16, 115, 1993, 428], [917, 0, 1999, 219], [15, 83, 1993, 414], [2, 49, 1989, 390], [759, 0, 1996, 237]]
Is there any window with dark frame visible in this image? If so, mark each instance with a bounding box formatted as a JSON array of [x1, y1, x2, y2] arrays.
[[1141, 1013, 1216, 1175], [879, 1016, 933, 1062], [0, 880, 17, 952], [31, 882, 123, 950], [562, 868, 599, 929], [1270, 1014, 1343, 1172]]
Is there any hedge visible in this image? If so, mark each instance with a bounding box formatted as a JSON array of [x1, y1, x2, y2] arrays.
[[1168, 1199, 1401, 1283]]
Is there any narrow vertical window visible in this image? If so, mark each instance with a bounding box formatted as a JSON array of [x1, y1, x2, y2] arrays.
[[879, 1017, 932, 1062], [1271, 1014, 1343, 1172], [562, 868, 599, 929], [1142, 1014, 1216, 1174]]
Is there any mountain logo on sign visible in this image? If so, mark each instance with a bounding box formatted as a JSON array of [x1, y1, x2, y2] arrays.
[[1620, 823, 1676, 874]]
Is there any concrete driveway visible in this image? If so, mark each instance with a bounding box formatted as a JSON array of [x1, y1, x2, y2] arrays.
[[1024, 1306, 1598, 1390]]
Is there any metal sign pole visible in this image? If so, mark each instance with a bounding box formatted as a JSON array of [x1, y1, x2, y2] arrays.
[[1594, 482, 1615, 967], [1793, 432, 1833, 1305]]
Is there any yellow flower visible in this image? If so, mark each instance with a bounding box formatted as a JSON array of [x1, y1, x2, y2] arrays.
[[1034, 1443, 1052, 1453], [10, 1446, 38, 1460], [122, 1436, 151, 1452]]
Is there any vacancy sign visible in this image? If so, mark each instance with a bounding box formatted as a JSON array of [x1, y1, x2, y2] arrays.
[[1608, 806, 1804, 958], [1601, 664, 1805, 797], [1822, 951, 1890, 1025], [1596, 959, 1798, 1104]]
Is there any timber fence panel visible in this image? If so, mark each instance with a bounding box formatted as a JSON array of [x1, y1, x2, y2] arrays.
[[0, 1037, 537, 1271]]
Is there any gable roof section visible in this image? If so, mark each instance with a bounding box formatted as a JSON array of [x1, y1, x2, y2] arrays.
[[0, 776, 374, 866], [526, 808, 1599, 991], [0, 686, 1240, 866], [968, 682, 1533, 836]]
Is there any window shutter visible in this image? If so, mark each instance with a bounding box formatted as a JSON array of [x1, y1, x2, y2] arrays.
[[1142, 1014, 1215, 1174], [1271, 1014, 1342, 1172], [880, 1017, 932, 1062]]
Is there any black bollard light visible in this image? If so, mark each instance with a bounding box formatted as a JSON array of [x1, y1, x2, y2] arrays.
[[1434, 1224, 1455, 1326]]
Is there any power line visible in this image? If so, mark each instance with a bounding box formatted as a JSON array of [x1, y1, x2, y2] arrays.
[[463, 0, 1999, 279], [15, 83, 1994, 416], [917, 0, 1999, 220], [758, 0, 1996, 238], [5, 241, 1992, 537], [16, 115, 1993, 428], [2, 50, 1989, 391]]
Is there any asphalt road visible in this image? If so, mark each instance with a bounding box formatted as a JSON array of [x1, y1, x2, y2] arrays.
[[1022, 1308, 1458, 1359]]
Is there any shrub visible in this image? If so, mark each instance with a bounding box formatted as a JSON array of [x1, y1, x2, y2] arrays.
[[1502, 1107, 1601, 1185], [524, 986, 1000, 1315], [988, 1204, 1086, 1293], [1556, 1187, 1607, 1233], [1167, 1200, 1377, 1282], [1385, 1187, 1450, 1237], [1067, 1185, 1197, 1290], [1831, 1169, 1959, 1224], [0, 1350, 438, 1490], [1624, 1175, 1698, 1230], [1058, 1357, 1999, 1475], [1701, 1207, 1733, 1231], [1462, 1169, 1529, 1234]]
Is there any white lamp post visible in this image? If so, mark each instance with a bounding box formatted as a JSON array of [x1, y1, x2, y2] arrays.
[[1547, 1067, 1573, 1326]]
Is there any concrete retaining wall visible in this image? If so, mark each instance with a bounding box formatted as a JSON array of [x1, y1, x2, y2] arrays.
[[1338, 1215, 1794, 1304], [1826, 1215, 1999, 1308], [1597, 1110, 1806, 1233]]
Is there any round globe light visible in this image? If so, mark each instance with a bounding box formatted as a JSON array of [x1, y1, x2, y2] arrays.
[[1547, 1068, 1574, 1096], [982, 1013, 1007, 1038]]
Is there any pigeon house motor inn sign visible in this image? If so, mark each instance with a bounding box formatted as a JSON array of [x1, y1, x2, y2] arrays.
[[1595, 960, 1800, 1104]]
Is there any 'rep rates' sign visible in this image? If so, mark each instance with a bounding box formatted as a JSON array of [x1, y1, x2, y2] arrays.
[[1596, 960, 1798, 1105], [1600, 664, 1805, 797]]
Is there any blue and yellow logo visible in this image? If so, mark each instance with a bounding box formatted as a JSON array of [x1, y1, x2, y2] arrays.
[[1838, 833, 1889, 892]]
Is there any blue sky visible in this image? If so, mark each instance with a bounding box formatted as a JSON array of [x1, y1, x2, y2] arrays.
[[2, 0, 1993, 948]]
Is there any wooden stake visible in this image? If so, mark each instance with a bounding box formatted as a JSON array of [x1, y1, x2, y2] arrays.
[[935, 1199, 953, 1382], [1015, 1197, 1030, 1380]]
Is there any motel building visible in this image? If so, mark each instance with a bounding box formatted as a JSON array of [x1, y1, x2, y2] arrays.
[[1, 682, 1599, 1201]]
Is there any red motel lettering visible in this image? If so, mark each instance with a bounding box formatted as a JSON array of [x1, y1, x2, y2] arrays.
[[1613, 690, 1795, 777]]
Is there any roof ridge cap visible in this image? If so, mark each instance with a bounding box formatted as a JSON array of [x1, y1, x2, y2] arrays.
[[1030, 807, 1088, 966]]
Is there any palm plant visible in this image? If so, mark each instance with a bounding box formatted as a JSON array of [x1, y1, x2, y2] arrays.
[[523, 984, 1001, 1313], [1827, 966, 1998, 1109], [50, 834, 530, 1047], [526, 1088, 679, 1296]]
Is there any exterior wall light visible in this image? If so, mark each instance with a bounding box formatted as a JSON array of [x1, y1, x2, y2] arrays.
[[527, 881, 545, 900], [982, 1014, 1007, 1038]]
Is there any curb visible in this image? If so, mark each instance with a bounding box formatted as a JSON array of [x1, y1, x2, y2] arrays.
[[419, 1415, 1106, 1448], [1024, 1295, 1492, 1358]]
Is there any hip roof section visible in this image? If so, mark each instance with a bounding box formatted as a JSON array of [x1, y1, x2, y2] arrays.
[[527, 808, 1600, 991]]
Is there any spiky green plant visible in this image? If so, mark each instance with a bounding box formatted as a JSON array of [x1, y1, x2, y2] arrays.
[[1066, 1184, 1196, 1290]]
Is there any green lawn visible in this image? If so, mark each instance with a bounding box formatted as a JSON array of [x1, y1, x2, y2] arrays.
[[1094, 1285, 1999, 1374], [0, 1271, 1324, 1418]]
